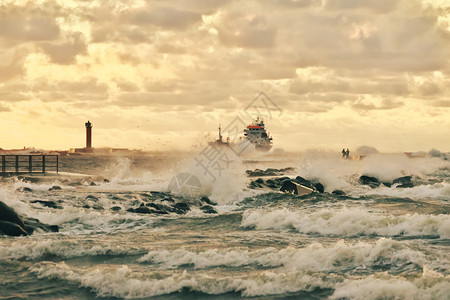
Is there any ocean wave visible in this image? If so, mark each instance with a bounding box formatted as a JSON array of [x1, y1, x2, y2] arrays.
[[241, 207, 450, 238], [0, 239, 143, 260], [330, 267, 449, 300], [138, 238, 428, 272], [29, 262, 338, 297]]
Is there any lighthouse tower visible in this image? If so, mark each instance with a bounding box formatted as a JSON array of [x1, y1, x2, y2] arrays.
[[85, 121, 92, 148]]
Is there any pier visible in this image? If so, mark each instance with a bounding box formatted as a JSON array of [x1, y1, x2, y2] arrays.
[[0, 155, 59, 175]]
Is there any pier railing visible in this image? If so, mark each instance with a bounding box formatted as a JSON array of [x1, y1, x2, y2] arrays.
[[0, 155, 59, 175]]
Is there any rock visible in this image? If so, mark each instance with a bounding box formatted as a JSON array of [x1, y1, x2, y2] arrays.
[[16, 187, 33, 192], [23, 217, 59, 233], [359, 175, 380, 188], [103, 178, 110, 183], [134, 206, 152, 214], [314, 182, 325, 193], [89, 182, 97, 186], [332, 190, 346, 196], [86, 195, 99, 201], [200, 205, 217, 214], [200, 196, 216, 205], [293, 176, 316, 190], [111, 206, 121, 211], [162, 197, 175, 203], [173, 202, 191, 214], [393, 176, 414, 188], [0, 220, 28, 236], [255, 178, 264, 184], [280, 180, 314, 196], [30, 200, 60, 209], [49, 186, 62, 191], [83, 204, 91, 209], [0, 201, 26, 229]]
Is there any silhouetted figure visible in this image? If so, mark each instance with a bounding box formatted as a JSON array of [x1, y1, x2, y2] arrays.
[[342, 148, 346, 159], [345, 148, 350, 159]]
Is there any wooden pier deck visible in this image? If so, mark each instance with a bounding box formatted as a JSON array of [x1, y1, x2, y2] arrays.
[[0, 155, 59, 175]]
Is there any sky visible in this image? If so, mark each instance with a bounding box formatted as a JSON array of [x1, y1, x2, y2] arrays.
[[0, 0, 449, 152]]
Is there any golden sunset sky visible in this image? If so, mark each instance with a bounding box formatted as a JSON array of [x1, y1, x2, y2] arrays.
[[0, 0, 449, 152]]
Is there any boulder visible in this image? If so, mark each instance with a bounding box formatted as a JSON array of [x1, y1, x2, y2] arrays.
[[393, 176, 414, 188], [49, 186, 62, 191], [313, 182, 325, 193], [359, 175, 380, 188], [16, 187, 33, 193], [174, 202, 190, 211], [280, 180, 314, 196], [200, 196, 216, 205], [89, 182, 97, 186], [30, 200, 60, 209], [200, 205, 217, 214], [332, 190, 346, 196], [111, 206, 121, 211], [86, 195, 99, 201], [0, 221, 28, 236], [293, 176, 316, 190], [0, 201, 26, 229], [103, 178, 110, 183], [23, 217, 59, 233], [134, 206, 152, 214]]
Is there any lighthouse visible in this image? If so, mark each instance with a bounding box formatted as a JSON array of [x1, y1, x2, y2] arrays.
[[85, 121, 92, 148]]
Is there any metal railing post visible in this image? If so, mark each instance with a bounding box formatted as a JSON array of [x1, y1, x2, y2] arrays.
[[29, 155, 32, 173]]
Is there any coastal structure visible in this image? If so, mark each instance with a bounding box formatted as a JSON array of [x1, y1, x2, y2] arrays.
[[86, 121, 92, 149]]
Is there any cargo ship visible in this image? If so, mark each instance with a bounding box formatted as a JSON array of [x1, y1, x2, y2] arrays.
[[244, 116, 273, 152]]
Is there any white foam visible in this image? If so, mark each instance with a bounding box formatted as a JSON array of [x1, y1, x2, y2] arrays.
[[331, 267, 449, 300], [29, 262, 337, 297], [139, 238, 428, 272], [0, 239, 143, 260], [295, 150, 450, 193], [241, 207, 450, 238]]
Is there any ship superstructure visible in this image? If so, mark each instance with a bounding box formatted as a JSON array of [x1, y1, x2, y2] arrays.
[[244, 117, 273, 152]]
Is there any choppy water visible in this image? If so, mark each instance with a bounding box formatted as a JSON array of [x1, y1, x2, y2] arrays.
[[1, 151, 449, 299]]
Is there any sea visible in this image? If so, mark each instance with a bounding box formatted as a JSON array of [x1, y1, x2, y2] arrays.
[[0, 149, 449, 299]]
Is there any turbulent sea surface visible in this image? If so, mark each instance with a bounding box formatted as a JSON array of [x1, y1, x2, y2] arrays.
[[1, 151, 449, 299]]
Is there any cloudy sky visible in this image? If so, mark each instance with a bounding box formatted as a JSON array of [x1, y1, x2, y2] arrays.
[[0, 0, 449, 152]]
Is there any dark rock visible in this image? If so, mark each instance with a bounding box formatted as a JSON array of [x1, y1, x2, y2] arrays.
[[0, 201, 26, 229], [92, 206, 103, 210], [16, 187, 33, 192], [280, 180, 314, 196], [134, 206, 152, 214], [146, 203, 162, 210], [255, 178, 264, 184], [359, 175, 380, 188], [0, 220, 28, 236], [332, 190, 346, 196], [111, 206, 121, 211], [86, 195, 99, 201], [103, 178, 110, 183], [82, 205, 91, 209], [30, 200, 60, 209], [49, 186, 62, 191], [126, 208, 135, 213], [393, 176, 414, 188], [293, 176, 316, 190], [89, 182, 97, 186], [174, 202, 190, 211], [200, 196, 215, 205], [162, 197, 175, 203], [200, 205, 217, 214], [23, 218, 59, 233], [68, 182, 82, 186], [314, 182, 325, 193]]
